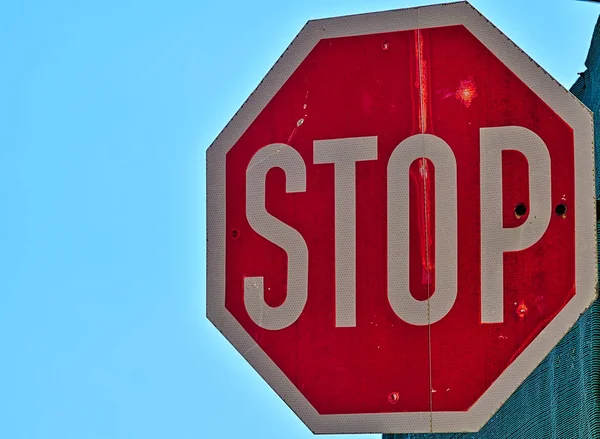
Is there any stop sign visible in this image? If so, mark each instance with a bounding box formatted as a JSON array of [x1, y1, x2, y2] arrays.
[[206, 2, 597, 434]]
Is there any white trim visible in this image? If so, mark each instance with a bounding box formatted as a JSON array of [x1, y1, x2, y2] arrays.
[[206, 1, 597, 433]]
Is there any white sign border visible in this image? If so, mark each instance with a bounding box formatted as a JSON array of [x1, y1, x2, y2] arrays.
[[206, 1, 597, 433]]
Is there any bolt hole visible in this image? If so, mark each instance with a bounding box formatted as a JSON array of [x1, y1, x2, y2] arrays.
[[555, 203, 567, 217], [231, 229, 240, 239], [514, 203, 527, 218], [382, 40, 389, 51], [388, 392, 399, 404]]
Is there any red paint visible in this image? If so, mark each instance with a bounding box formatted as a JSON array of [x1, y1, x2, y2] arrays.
[[415, 29, 429, 133], [224, 25, 575, 414], [409, 158, 435, 299], [455, 77, 478, 108], [502, 150, 530, 227]]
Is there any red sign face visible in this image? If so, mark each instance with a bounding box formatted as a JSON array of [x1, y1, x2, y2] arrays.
[[207, 3, 596, 434]]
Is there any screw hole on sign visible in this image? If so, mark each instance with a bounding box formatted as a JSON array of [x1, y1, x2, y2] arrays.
[[231, 229, 240, 239], [514, 203, 527, 218], [388, 392, 399, 404], [555, 203, 567, 217], [382, 40, 389, 51]]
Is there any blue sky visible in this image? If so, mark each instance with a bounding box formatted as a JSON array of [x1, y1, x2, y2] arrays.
[[1, 1, 598, 438]]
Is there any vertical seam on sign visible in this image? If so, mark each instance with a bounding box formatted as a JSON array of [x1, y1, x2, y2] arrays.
[[424, 161, 433, 433], [416, 26, 434, 432]]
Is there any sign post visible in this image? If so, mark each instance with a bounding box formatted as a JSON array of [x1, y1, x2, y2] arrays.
[[206, 2, 597, 434]]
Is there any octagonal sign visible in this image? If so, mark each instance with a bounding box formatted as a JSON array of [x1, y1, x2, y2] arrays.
[[206, 2, 597, 434]]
